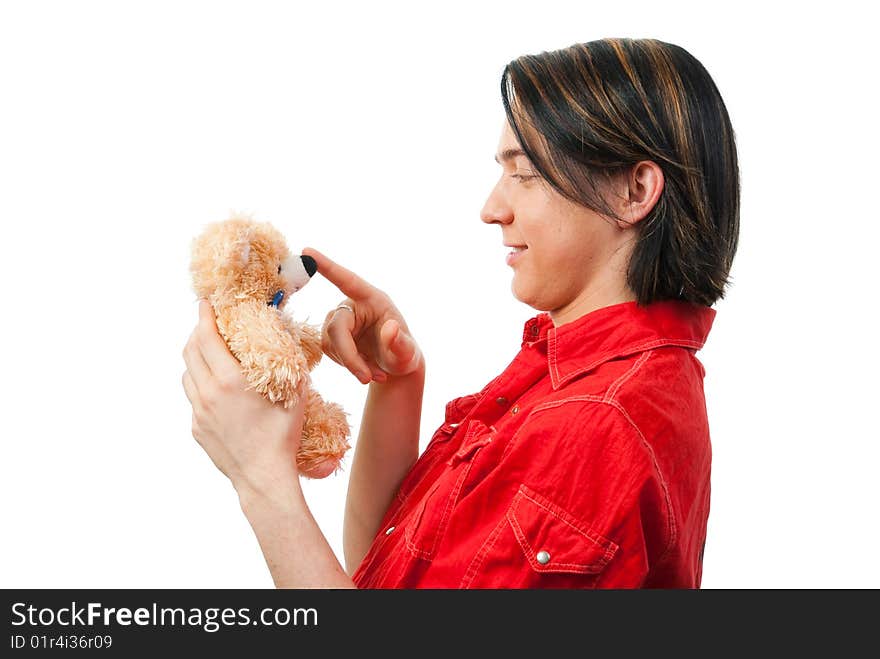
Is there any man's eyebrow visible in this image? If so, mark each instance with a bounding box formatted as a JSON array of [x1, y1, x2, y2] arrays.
[[494, 148, 527, 164]]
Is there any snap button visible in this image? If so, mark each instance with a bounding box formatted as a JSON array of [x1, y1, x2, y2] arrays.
[[385, 526, 396, 535], [511, 405, 519, 414], [495, 396, 508, 406], [530, 325, 539, 336], [536, 550, 551, 565]]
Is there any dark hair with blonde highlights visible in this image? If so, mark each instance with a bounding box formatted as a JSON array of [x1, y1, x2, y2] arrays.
[[501, 38, 740, 307]]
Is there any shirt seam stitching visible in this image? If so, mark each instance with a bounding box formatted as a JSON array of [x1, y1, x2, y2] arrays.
[[552, 339, 702, 388], [604, 350, 653, 402], [605, 399, 678, 561], [459, 511, 509, 589]]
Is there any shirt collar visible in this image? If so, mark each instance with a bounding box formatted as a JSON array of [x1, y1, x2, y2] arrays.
[[521, 300, 717, 390]]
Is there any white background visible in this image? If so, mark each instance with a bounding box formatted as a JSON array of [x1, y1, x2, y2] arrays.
[[1, 0, 877, 589]]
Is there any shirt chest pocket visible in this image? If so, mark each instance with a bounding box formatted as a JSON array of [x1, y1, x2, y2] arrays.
[[404, 418, 494, 561], [461, 484, 619, 589]]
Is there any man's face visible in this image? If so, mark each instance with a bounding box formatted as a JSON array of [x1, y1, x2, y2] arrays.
[[480, 120, 633, 325]]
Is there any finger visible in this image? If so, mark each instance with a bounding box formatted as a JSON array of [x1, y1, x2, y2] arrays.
[[190, 411, 203, 446], [380, 318, 422, 373], [197, 299, 239, 374], [182, 369, 202, 409], [301, 247, 376, 301], [183, 327, 213, 383], [324, 310, 373, 384], [358, 351, 388, 382]]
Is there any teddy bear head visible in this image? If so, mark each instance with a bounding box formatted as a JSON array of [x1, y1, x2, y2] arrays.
[[190, 213, 317, 311]]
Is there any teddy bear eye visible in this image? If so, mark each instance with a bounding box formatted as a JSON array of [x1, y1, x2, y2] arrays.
[[277, 265, 282, 274]]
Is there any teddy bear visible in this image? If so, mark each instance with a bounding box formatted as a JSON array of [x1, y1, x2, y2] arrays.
[[189, 212, 351, 479]]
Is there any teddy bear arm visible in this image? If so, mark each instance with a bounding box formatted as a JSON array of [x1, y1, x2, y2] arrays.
[[281, 316, 323, 371], [298, 322, 323, 371]]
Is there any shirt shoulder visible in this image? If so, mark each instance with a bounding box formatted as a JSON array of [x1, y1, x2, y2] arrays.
[[590, 346, 712, 484], [539, 344, 711, 469], [508, 398, 662, 523]]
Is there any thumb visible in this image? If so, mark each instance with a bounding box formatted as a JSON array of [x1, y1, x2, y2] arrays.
[[380, 319, 421, 375]]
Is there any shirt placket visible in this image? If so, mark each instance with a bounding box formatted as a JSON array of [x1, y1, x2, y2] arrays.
[[466, 339, 548, 428]]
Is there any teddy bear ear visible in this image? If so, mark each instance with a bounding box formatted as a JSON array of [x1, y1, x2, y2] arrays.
[[225, 227, 254, 269]]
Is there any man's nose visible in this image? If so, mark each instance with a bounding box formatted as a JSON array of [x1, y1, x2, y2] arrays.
[[480, 185, 512, 225]]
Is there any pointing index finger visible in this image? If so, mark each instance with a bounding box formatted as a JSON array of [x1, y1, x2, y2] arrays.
[[301, 247, 375, 300]]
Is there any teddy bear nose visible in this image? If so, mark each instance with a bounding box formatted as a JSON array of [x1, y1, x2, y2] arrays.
[[301, 255, 317, 278]]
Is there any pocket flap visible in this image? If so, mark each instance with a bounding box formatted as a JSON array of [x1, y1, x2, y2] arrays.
[[506, 484, 619, 575], [447, 419, 494, 466], [444, 392, 482, 425]]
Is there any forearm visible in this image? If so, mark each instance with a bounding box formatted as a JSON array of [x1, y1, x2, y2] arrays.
[[238, 478, 356, 589], [343, 355, 425, 575]]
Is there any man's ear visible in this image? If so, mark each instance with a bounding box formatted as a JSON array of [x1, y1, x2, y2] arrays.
[[614, 161, 664, 229]]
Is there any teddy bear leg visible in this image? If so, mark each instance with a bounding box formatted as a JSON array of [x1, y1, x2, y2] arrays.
[[297, 387, 351, 479]]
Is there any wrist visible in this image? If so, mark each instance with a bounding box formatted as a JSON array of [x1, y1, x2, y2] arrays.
[[234, 466, 304, 516]]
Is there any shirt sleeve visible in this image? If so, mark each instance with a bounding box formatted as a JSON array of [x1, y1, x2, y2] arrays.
[[496, 400, 671, 588]]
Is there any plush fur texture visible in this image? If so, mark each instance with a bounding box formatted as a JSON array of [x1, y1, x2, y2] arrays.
[[190, 212, 350, 478]]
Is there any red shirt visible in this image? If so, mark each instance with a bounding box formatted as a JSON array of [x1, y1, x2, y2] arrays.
[[352, 300, 716, 589]]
